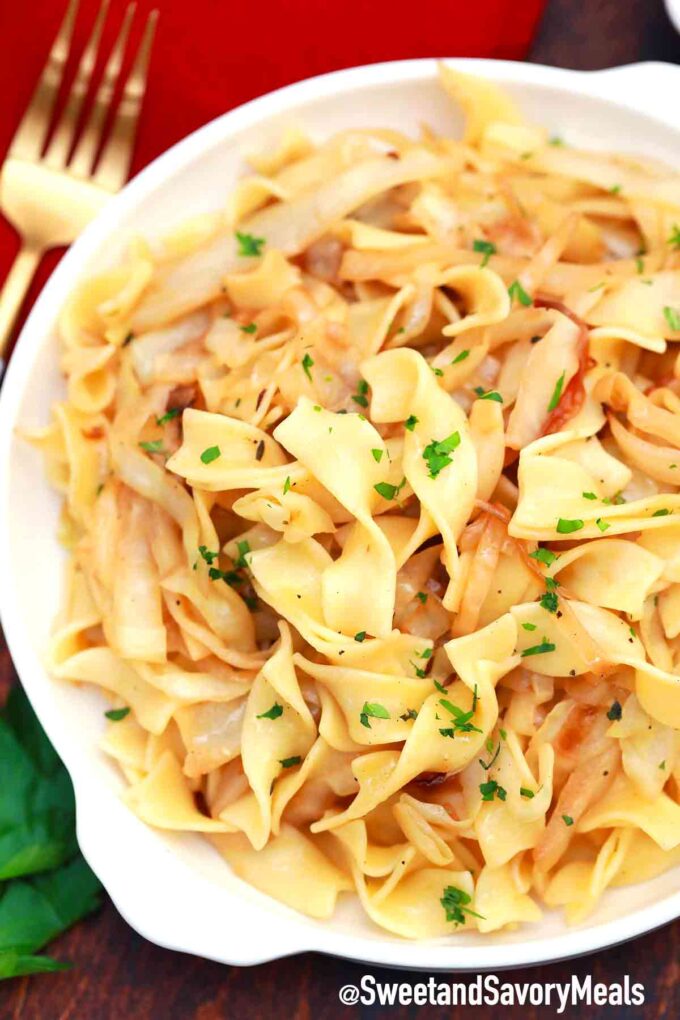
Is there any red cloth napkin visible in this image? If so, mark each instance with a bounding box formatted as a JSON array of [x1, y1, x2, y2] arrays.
[[0, 0, 546, 338]]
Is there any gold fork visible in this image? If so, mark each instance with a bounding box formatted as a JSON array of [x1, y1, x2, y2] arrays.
[[0, 0, 158, 372]]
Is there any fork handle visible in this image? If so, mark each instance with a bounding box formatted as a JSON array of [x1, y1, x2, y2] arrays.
[[0, 244, 43, 377]]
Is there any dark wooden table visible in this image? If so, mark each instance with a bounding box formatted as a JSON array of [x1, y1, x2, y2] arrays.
[[3, 0, 680, 1016]]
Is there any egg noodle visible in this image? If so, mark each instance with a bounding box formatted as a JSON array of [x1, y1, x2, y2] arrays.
[[31, 66, 680, 938]]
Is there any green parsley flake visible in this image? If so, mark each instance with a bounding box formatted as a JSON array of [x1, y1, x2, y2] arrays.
[[652, 508, 671, 517], [371, 448, 384, 463], [508, 279, 532, 306], [635, 256, 644, 274], [240, 322, 257, 334], [663, 306, 680, 331], [360, 701, 390, 728], [283, 476, 292, 495], [451, 349, 470, 365], [539, 590, 559, 614], [521, 638, 556, 658], [549, 135, 564, 146], [473, 238, 497, 267], [301, 352, 315, 380], [556, 518, 584, 534], [474, 387, 503, 403], [104, 707, 130, 722], [562, 814, 574, 826], [200, 445, 220, 464], [547, 371, 566, 413], [530, 547, 557, 567], [257, 703, 283, 720], [431, 366, 444, 377], [139, 440, 164, 454], [156, 407, 181, 426], [404, 414, 419, 431], [520, 787, 535, 799], [374, 478, 405, 501], [438, 698, 482, 736], [610, 184, 622, 195], [198, 545, 219, 565], [416, 591, 428, 604], [480, 779, 507, 802], [235, 231, 266, 257], [582, 491, 597, 500], [668, 225, 680, 250], [352, 379, 369, 408], [422, 431, 461, 479], [607, 700, 622, 721], [596, 518, 611, 533], [354, 631, 367, 643], [234, 540, 251, 569], [440, 885, 483, 926], [279, 756, 301, 769], [522, 622, 537, 631]]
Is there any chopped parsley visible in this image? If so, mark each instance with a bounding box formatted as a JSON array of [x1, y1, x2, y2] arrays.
[[562, 814, 574, 826], [404, 414, 419, 431], [508, 280, 532, 306], [400, 708, 418, 721], [283, 476, 291, 495], [156, 407, 181, 426], [479, 742, 501, 771], [208, 567, 243, 586], [279, 756, 301, 769], [235, 231, 265, 257], [480, 779, 507, 802], [582, 491, 597, 500], [539, 589, 559, 614], [431, 366, 444, 377], [438, 698, 482, 736], [521, 638, 556, 658], [522, 622, 537, 631], [556, 518, 584, 534], [635, 256, 645, 274], [416, 591, 428, 604], [652, 508, 671, 517], [440, 886, 483, 926], [354, 631, 367, 642], [257, 703, 283, 720], [371, 448, 384, 463], [422, 431, 461, 479], [547, 371, 566, 413], [474, 387, 503, 403], [668, 224, 680, 250], [663, 306, 680, 331], [596, 517, 612, 532], [200, 445, 221, 464], [607, 700, 622, 721], [301, 352, 315, 380], [234, 540, 251, 569], [139, 440, 164, 454], [451, 349, 470, 365], [374, 478, 405, 501], [198, 545, 219, 565], [240, 322, 257, 334], [104, 707, 130, 722], [360, 701, 390, 728], [549, 135, 564, 146], [352, 379, 369, 408], [473, 238, 496, 267], [520, 787, 535, 799], [609, 184, 621, 195], [530, 547, 557, 567]]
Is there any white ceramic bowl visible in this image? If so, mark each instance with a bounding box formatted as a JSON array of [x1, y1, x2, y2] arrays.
[[1, 58, 680, 972]]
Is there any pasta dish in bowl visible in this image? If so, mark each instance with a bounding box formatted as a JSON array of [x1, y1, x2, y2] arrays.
[[4, 60, 680, 962]]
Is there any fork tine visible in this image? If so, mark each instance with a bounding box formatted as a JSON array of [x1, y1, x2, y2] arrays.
[[69, 3, 136, 179], [44, 0, 110, 169], [8, 0, 80, 161], [92, 9, 159, 191]]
